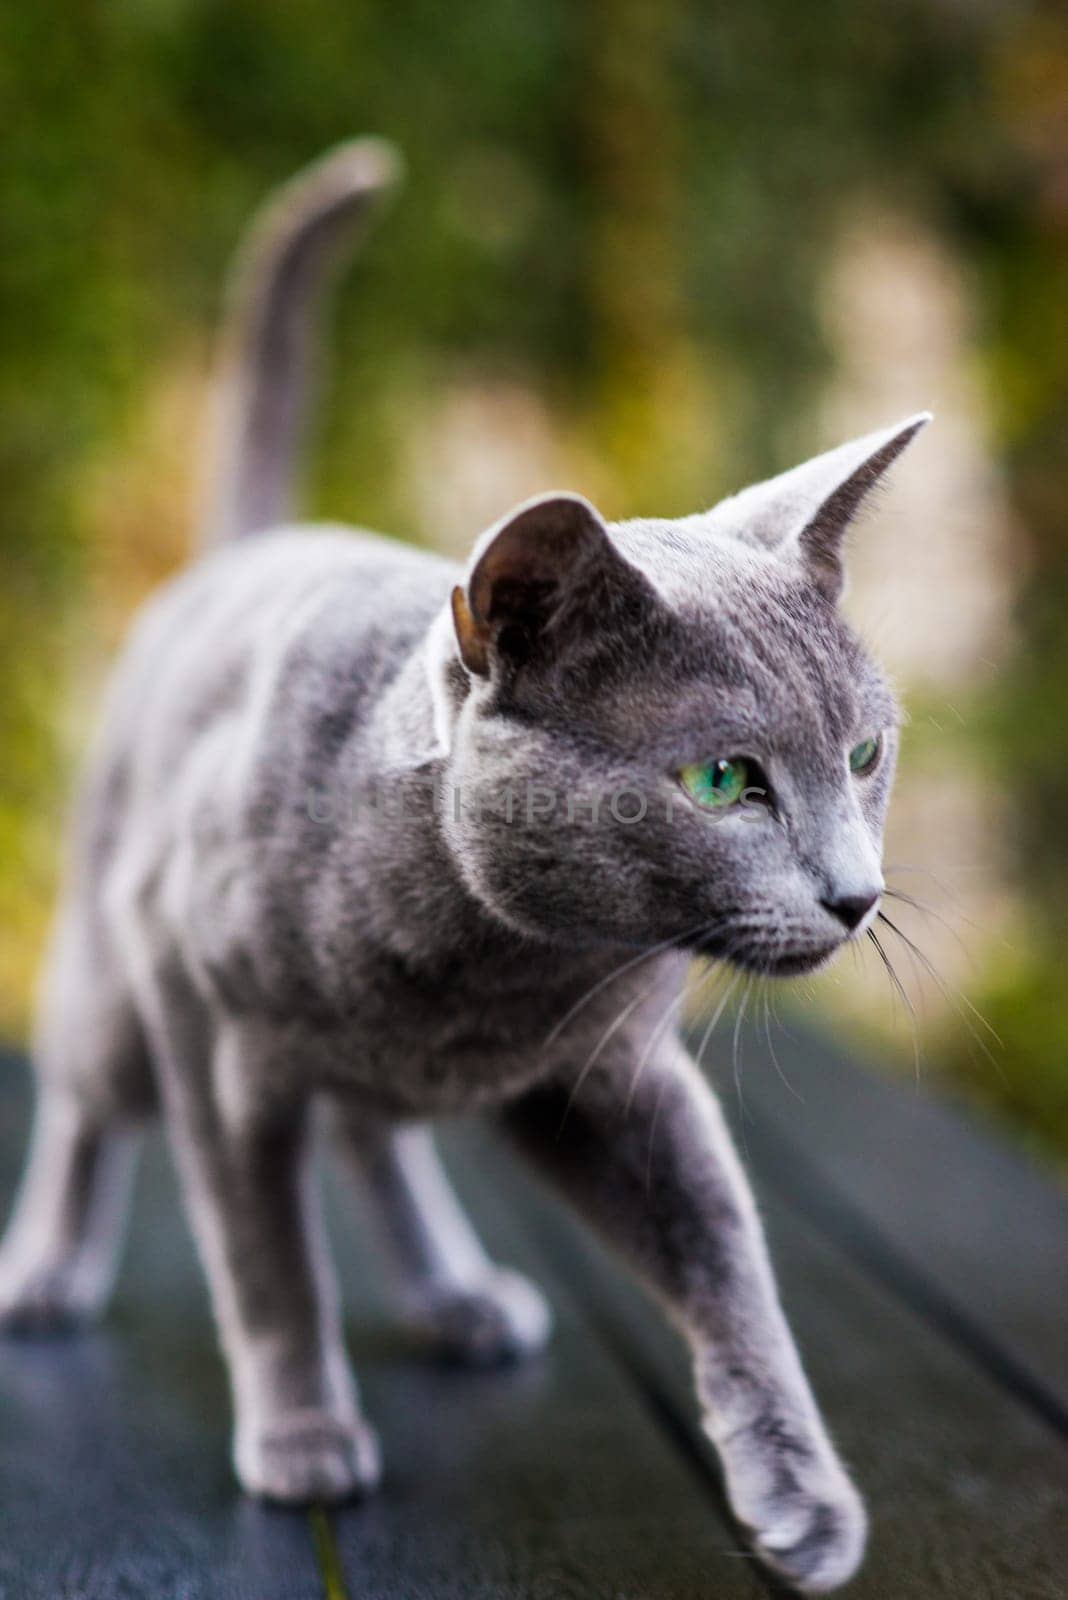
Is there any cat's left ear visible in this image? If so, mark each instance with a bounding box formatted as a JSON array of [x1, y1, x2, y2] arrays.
[[715, 412, 931, 603], [451, 491, 653, 677], [423, 492, 653, 759]]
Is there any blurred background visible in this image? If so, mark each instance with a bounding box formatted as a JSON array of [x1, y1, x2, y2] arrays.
[[2, 1, 1067, 1164]]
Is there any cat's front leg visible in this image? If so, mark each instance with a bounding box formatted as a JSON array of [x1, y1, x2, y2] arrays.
[[501, 1039, 866, 1595], [137, 973, 379, 1504]]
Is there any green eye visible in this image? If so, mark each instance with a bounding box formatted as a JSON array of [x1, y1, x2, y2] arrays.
[[679, 757, 749, 809], [849, 736, 881, 775]]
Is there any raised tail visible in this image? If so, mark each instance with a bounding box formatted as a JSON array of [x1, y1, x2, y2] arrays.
[[202, 138, 402, 546]]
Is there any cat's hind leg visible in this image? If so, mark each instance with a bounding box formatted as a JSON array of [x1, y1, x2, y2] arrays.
[[334, 1116, 552, 1367], [0, 1091, 141, 1332], [0, 909, 147, 1333]]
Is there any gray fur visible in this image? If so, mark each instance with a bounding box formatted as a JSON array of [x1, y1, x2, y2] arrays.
[[0, 141, 929, 1594], [205, 139, 402, 545]]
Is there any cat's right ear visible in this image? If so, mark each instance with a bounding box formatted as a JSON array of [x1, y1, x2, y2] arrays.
[[451, 492, 649, 677], [710, 413, 931, 603]]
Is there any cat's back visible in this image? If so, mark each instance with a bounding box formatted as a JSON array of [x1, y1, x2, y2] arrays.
[[83, 525, 457, 867], [133, 524, 453, 663]]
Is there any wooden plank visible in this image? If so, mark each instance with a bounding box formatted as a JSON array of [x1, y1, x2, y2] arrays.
[[321, 1141, 762, 1599], [0, 1051, 324, 1600], [465, 1107, 1068, 1599], [701, 1017, 1068, 1428], [5, 1021, 1064, 1600]]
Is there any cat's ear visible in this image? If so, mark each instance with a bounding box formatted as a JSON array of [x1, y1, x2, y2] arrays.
[[715, 413, 931, 603], [452, 491, 652, 677]]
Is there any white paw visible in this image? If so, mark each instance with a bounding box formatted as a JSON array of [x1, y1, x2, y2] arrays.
[[236, 1409, 381, 1505], [0, 1257, 99, 1334], [751, 1482, 867, 1594], [716, 1421, 867, 1593], [415, 1267, 553, 1368]]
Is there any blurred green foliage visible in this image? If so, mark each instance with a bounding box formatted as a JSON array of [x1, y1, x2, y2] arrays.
[[1, 1, 1067, 1160]]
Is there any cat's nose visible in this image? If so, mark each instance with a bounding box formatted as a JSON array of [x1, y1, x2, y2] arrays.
[[821, 890, 880, 932]]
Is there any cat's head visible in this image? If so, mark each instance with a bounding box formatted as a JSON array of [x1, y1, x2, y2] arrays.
[[429, 415, 928, 975]]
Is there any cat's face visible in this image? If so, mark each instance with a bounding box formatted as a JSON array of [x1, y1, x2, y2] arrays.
[[436, 416, 926, 975]]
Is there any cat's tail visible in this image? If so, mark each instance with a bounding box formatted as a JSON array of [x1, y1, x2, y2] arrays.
[[202, 138, 402, 546]]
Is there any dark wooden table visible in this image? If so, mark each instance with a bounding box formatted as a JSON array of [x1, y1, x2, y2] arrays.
[[0, 1026, 1065, 1599]]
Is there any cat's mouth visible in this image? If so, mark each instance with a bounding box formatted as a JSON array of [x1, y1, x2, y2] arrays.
[[690, 934, 841, 978]]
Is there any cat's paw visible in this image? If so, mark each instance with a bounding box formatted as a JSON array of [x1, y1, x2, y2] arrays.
[[415, 1267, 552, 1368], [717, 1422, 867, 1594], [0, 1257, 99, 1335], [236, 1409, 382, 1505], [745, 1479, 867, 1594]]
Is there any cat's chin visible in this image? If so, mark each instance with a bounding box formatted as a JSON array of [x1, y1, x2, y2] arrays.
[[757, 944, 841, 978], [692, 938, 841, 978]]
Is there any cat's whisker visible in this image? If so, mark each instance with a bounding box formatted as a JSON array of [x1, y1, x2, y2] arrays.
[[556, 937, 732, 1142], [558, 938, 728, 1142], [883, 861, 984, 910], [554, 981, 658, 1141], [542, 919, 715, 1050], [766, 979, 792, 1040], [866, 926, 922, 1083], [693, 967, 744, 1083], [882, 886, 977, 954], [877, 910, 995, 1034], [689, 949, 738, 1011], [761, 977, 802, 1102], [625, 974, 703, 1116], [638, 962, 729, 1191], [645, 1069, 673, 1195], [875, 911, 1005, 1082], [731, 975, 755, 1126], [644, 959, 736, 1187]]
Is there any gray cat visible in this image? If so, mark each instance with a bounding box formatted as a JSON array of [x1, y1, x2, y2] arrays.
[[0, 140, 929, 1594]]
